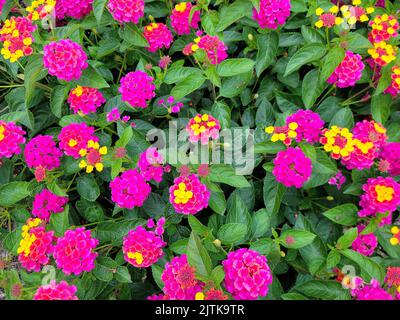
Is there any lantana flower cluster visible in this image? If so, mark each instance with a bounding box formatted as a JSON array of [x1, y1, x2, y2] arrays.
[[67, 86, 105, 115], [186, 113, 221, 145], [0, 16, 36, 62], [107, 0, 144, 24], [0, 121, 26, 158], [119, 71, 156, 108], [170, 2, 200, 35]]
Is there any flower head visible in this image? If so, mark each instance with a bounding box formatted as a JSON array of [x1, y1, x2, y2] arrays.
[[55, 0, 93, 20], [253, 0, 291, 29], [110, 169, 151, 209], [0, 121, 26, 158], [369, 14, 399, 43], [17, 218, 54, 272], [78, 139, 108, 173], [327, 51, 364, 88], [186, 114, 220, 145], [379, 142, 400, 176], [352, 120, 387, 149], [24, 135, 63, 175], [385, 66, 400, 97], [0, 16, 36, 62], [285, 110, 325, 143], [161, 255, 204, 300], [53, 227, 98, 276], [273, 147, 312, 188], [107, 0, 144, 24], [358, 176, 400, 219], [169, 174, 210, 215], [368, 41, 398, 67], [26, 0, 55, 21], [351, 225, 378, 256], [34, 281, 78, 300], [341, 139, 377, 170], [351, 278, 394, 300], [68, 86, 105, 115], [119, 71, 156, 108], [320, 126, 356, 160], [143, 22, 174, 52], [32, 189, 68, 222], [170, 2, 200, 35], [43, 39, 88, 81], [58, 123, 98, 159], [123, 224, 166, 268], [390, 226, 400, 246], [385, 267, 400, 289], [197, 35, 228, 65], [137, 147, 165, 183], [223, 248, 273, 300], [328, 171, 346, 190]]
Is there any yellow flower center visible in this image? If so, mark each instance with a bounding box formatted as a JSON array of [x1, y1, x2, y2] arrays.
[[175, 2, 187, 12], [375, 185, 394, 203], [0, 125, 5, 141], [127, 252, 144, 265], [72, 85, 84, 97], [174, 182, 193, 204]]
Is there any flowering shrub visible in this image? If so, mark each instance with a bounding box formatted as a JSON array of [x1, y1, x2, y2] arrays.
[[1, 0, 400, 302]]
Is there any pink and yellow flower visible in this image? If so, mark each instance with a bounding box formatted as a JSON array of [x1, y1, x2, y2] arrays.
[[253, 0, 291, 29], [320, 126, 356, 160], [161, 254, 204, 300], [137, 147, 165, 183], [272, 147, 312, 188], [327, 51, 365, 88], [0, 16, 36, 62], [186, 114, 220, 145], [43, 39, 88, 81], [78, 139, 108, 173], [110, 169, 151, 209], [58, 123, 98, 159], [0, 121, 26, 158], [169, 174, 210, 215], [170, 2, 200, 35], [24, 135, 63, 177], [33, 281, 78, 300], [369, 14, 399, 43], [358, 176, 400, 219], [143, 22, 174, 52], [67, 86, 105, 115], [107, 0, 144, 24], [368, 41, 398, 67], [123, 222, 166, 268], [223, 248, 273, 300], [285, 110, 324, 143], [119, 71, 156, 108], [32, 189, 68, 222], [351, 225, 378, 256], [17, 218, 54, 272], [352, 120, 387, 150], [53, 227, 98, 276]]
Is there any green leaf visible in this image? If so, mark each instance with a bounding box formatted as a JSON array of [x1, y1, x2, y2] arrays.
[[215, 0, 252, 32], [263, 172, 285, 215], [326, 250, 341, 269], [24, 54, 48, 109], [171, 74, 205, 100], [120, 23, 149, 47], [211, 101, 231, 129], [280, 229, 316, 249], [93, 257, 118, 282], [208, 164, 250, 188], [284, 44, 326, 76], [371, 93, 392, 125], [254, 141, 286, 154], [320, 47, 346, 83], [151, 264, 164, 290], [209, 266, 225, 286], [50, 85, 69, 118], [73, 66, 110, 89], [330, 107, 354, 129], [0, 182, 31, 206], [93, 0, 108, 24], [77, 175, 100, 201], [116, 126, 133, 148], [302, 69, 327, 108], [336, 227, 358, 250], [115, 266, 132, 283], [340, 249, 385, 284], [322, 204, 358, 226], [217, 223, 247, 244], [217, 58, 255, 77], [293, 280, 351, 300], [48, 205, 70, 237], [251, 208, 272, 239], [255, 32, 279, 76], [208, 189, 227, 215], [186, 231, 212, 279]]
